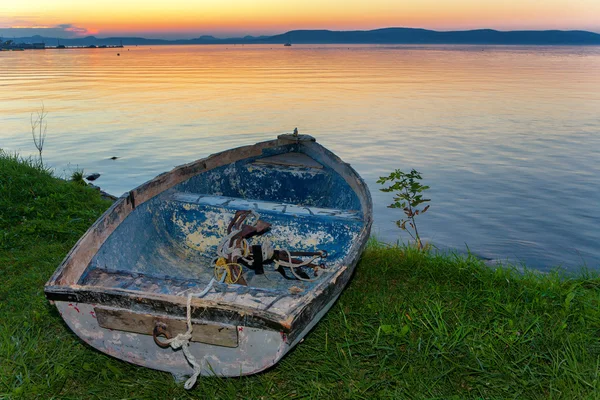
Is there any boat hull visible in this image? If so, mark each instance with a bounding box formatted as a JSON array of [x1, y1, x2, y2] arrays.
[[54, 290, 342, 377], [46, 134, 373, 381], [56, 300, 287, 377]]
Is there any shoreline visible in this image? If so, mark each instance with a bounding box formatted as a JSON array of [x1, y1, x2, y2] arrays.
[[2, 151, 600, 397]]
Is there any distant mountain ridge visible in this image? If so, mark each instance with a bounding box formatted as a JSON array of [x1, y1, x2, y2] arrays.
[[6, 28, 600, 46], [266, 28, 600, 45]]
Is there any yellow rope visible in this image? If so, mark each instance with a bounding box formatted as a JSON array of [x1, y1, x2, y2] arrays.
[[214, 257, 243, 284]]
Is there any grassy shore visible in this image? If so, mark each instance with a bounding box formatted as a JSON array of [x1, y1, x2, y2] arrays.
[[1, 152, 600, 399]]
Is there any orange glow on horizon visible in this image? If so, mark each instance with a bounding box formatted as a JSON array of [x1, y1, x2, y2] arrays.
[[1, 0, 599, 37]]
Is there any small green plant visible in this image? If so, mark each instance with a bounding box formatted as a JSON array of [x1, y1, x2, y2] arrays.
[[70, 168, 86, 186], [378, 169, 430, 249]]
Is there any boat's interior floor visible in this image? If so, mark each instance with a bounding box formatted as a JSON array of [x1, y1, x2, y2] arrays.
[[79, 193, 363, 298]]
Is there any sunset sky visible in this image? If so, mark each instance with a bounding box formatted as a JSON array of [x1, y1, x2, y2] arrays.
[[1, 0, 599, 39]]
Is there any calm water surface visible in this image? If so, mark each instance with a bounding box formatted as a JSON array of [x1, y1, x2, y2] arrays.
[[2, 44, 599, 271]]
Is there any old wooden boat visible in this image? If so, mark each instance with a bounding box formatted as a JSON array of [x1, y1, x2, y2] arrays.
[[45, 132, 372, 387]]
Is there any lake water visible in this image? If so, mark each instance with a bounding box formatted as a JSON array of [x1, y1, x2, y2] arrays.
[[1, 44, 599, 271]]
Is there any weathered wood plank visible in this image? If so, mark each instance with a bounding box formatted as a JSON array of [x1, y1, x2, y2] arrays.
[[95, 306, 239, 348], [254, 153, 323, 169], [45, 286, 289, 332]]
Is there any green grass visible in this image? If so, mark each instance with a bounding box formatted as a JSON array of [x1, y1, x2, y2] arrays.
[[1, 151, 600, 399], [69, 168, 86, 186]]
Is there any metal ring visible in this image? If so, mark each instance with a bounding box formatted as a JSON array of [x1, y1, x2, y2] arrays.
[[153, 322, 171, 348]]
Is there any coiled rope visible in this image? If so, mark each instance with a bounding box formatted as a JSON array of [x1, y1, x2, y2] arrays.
[[215, 211, 321, 282]]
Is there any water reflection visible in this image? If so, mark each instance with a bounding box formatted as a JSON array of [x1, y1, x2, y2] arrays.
[[1, 44, 599, 270]]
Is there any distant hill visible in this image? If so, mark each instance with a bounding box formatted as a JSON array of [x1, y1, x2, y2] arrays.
[[265, 28, 600, 45], [7, 28, 600, 46], [3, 35, 265, 46]]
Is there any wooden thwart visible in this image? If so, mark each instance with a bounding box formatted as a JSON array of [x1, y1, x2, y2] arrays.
[[254, 153, 323, 169], [95, 306, 239, 348]]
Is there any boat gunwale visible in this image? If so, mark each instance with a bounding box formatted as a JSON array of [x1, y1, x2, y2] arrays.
[[44, 284, 291, 333]]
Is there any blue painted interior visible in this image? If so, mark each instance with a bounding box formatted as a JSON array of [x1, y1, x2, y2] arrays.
[[176, 146, 361, 211], [80, 144, 365, 296]]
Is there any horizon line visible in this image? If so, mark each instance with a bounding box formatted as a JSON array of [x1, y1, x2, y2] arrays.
[[3, 26, 600, 41]]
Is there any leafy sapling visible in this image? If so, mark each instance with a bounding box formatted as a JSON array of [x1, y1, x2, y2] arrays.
[[377, 169, 430, 249]]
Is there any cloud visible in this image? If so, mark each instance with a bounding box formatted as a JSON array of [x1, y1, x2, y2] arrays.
[[0, 24, 97, 39]]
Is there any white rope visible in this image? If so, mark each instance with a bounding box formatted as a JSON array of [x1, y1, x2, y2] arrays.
[[216, 228, 248, 260], [216, 210, 268, 267], [216, 210, 261, 262], [165, 274, 226, 389], [273, 248, 320, 282], [240, 238, 275, 266]]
